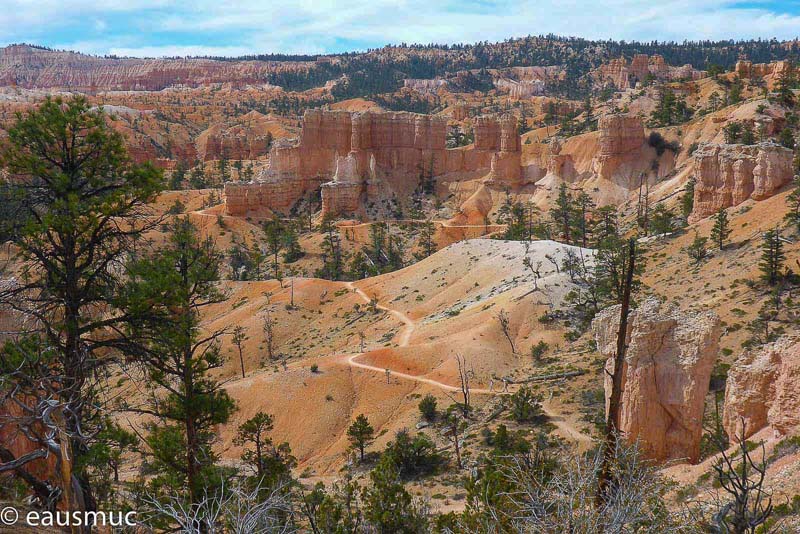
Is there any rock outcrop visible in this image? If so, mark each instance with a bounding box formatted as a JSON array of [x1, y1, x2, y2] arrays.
[[723, 338, 800, 440], [196, 124, 273, 161], [735, 59, 795, 80], [595, 54, 704, 90], [545, 137, 577, 182], [224, 110, 523, 218], [0, 44, 309, 91], [592, 298, 721, 463], [592, 114, 655, 186], [403, 78, 448, 94], [689, 142, 793, 221]]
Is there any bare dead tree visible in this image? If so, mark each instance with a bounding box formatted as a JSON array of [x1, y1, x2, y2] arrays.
[[455, 354, 472, 417], [142, 479, 296, 534], [444, 411, 464, 470], [597, 237, 636, 507], [709, 419, 774, 534], [503, 440, 697, 534], [497, 310, 516, 355], [231, 326, 248, 378], [263, 309, 276, 362]]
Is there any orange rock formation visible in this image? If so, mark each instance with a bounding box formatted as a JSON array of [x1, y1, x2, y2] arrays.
[[723, 338, 800, 440], [593, 298, 721, 463], [224, 110, 523, 218], [596, 54, 703, 90], [689, 142, 793, 221]]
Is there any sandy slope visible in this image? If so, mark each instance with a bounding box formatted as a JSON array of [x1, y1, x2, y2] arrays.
[[217, 239, 597, 474]]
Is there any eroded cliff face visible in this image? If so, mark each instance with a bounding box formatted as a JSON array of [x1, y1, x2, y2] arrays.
[[592, 298, 721, 464], [224, 110, 523, 218], [595, 54, 704, 90], [689, 142, 793, 222], [735, 59, 794, 80], [592, 114, 673, 188], [0, 44, 310, 91], [723, 338, 800, 441]]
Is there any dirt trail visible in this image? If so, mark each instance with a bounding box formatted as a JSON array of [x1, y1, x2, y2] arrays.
[[345, 281, 593, 446]]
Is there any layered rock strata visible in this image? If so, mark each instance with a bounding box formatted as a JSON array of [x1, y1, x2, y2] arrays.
[[689, 142, 793, 221], [596, 54, 704, 90], [723, 338, 800, 440], [225, 110, 523, 217], [592, 298, 721, 463]]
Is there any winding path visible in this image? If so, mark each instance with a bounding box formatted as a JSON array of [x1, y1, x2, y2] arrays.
[[343, 282, 593, 446]]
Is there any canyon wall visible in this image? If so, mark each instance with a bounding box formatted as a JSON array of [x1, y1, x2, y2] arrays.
[[224, 110, 523, 218], [595, 54, 704, 90], [723, 338, 800, 440], [0, 44, 311, 91], [592, 114, 672, 188], [592, 298, 721, 464], [689, 142, 793, 221], [735, 59, 794, 80]]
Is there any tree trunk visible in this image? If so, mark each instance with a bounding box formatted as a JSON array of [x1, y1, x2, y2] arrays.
[[597, 238, 635, 507]]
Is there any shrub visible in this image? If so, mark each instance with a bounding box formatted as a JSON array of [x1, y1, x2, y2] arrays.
[[418, 394, 437, 422], [383, 429, 446, 479], [509, 386, 544, 423]]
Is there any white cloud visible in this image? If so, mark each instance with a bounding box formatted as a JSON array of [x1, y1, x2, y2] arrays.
[[2, 0, 800, 57]]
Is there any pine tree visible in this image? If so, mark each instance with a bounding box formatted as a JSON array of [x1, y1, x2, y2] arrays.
[[263, 217, 285, 280], [234, 412, 295, 489], [758, 227, 785, 286], [649, 204, 675, 235], [574, 191, 596, 248], [362, 459, 428, 533], [710, 208, 731, 249], [414, 220, 436, 260], [550, 183, 574, 244], [281, 220, 304, 263], [681, 177, 695, 221], [784, 176, 800, 233], [0, 96, 162, 512], [347, 414, 375, 462], [687, 233, 708, 266], [118, 217, 236, 513]]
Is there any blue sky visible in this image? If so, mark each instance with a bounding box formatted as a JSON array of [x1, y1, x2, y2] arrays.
[[2, 0, 800, 58]]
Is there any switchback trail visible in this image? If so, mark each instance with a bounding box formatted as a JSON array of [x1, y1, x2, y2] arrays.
[[344, 282, 593, 446]]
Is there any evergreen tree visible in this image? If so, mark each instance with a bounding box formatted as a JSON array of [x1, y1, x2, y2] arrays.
[[281, 220, 304, 263], [687, 233, 709, 266], [724, 121, 743, 144], [784, 175, 800, 233], [574, 191, 596, 248], [0, 96, 161, 512], [550, 183, 575, 244], [234, 412, 295, 489], [710, 208, 732, 249], [778, 127, 795, 149], [774, 67, 797, 107], [347, 414, 375, 462], [362, 459, 428, 533], [649, 204, 675, 235], [169, 161, 187, 190], [414, 220, 437, 260], [317, 214, 345, 280], [740, 122, 755, 145], [759, 227, 786, 286], [263, 217, 285, 279], [118, 218, 236, 512], [681, 177, 696, 221]]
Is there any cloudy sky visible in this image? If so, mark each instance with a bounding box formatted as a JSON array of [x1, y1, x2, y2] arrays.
[[1, 0, 800, 58]]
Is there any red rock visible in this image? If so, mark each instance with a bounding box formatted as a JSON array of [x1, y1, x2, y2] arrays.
[[723, 339, 800, 440], [593, 298, 721, 463], [689, 142, 793, 222], [224, 110, 523, 218]]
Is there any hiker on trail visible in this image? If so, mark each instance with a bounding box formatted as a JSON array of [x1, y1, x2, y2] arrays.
[[502, 378, 509, 393], [488, 378, 495, 393], [385, 368, 391, 384]]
